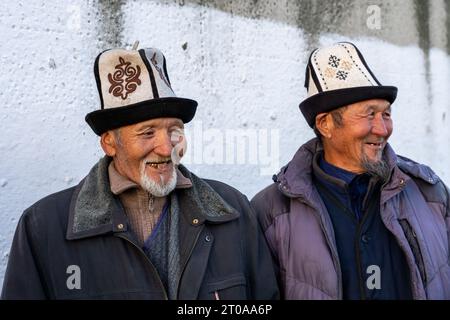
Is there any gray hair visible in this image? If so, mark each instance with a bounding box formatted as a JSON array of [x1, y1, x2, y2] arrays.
[[313, 106, 347, 139], [112, 128, 122, 146]]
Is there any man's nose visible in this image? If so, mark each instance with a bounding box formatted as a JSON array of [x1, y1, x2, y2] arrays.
[[154, 132, 173, 157], [371, 115, 390, 137]]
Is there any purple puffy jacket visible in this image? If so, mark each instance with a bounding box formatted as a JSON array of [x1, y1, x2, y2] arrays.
[[252, 139, 450, 300]]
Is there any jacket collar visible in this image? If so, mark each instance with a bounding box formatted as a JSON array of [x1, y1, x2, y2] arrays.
[[274, 138, 322, 199], [274, 137, 438, 200], [381, 148, 440, 205], [66, 156, 239, 240]]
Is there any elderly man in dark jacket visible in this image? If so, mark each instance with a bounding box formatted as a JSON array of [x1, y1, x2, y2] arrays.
[[252, 42, 450, 300], [1, 46, 279, 300]]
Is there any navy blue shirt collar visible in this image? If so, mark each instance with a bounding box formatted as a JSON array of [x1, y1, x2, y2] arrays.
[[316, 153, 375, 221], [319, 155, 357, 185]]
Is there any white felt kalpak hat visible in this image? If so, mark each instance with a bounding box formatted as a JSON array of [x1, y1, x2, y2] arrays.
[[86, 44, 197, 135], [299, 42, 397, 128]]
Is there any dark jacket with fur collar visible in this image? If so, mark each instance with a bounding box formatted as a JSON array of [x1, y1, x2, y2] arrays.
[[1, 157, 279, 300]]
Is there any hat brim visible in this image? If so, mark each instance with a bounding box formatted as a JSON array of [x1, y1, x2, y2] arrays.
[[85, 97, 197, 135], [299, 86, 397, 128]]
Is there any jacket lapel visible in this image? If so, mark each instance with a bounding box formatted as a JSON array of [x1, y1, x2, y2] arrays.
[[67, 156, 240, 299], [175, 166, 240, 299], [176, 224, 213, 299], [66, 157, 127, 240]]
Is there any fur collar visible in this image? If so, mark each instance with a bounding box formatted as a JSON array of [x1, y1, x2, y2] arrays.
[[66, 157, 239, 240]]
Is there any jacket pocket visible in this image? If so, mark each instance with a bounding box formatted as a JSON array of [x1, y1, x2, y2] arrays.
[[206, 274, 247, 300], [398, 219, 427, 285]]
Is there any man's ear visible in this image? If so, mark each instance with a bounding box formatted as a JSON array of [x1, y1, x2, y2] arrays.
[[315, 113, 333, 139], [100, 131, 117, 156]]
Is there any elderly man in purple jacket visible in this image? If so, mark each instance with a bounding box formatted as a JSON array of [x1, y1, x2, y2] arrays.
[[252, 42, 450, 300]]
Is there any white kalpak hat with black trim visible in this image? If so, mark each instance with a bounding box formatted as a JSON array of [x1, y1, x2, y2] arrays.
[[299, 42, 397, 128], [86, 45, 197, 135]]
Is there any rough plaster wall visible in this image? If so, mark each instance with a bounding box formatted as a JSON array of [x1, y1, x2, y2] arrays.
[[0, 0, 449, 287]]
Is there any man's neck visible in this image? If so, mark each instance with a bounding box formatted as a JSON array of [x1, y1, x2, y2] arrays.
[[108, 160, 168, 245]]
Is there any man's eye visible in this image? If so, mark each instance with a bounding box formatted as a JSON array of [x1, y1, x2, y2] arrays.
[[383, 112, 391, 119], [143, 131, 154, 137]]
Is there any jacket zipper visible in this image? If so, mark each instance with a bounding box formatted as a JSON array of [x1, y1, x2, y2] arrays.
[[176, 225, 205, 298], [115, 234, 169, 300], [398, 219, 427, 286]]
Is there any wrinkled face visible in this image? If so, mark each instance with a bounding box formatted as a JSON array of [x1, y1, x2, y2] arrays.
[[104, 117, 185, 195], [322, 99, 393, 174]]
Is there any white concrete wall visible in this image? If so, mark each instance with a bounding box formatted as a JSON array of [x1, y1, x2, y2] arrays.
[[0, 0, 449, 288]]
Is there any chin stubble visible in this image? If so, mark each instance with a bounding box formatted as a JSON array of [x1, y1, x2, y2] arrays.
[[360, 147, 391, 183], [139, 161, 177, 197]]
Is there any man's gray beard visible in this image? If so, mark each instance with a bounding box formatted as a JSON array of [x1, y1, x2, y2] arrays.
[[361, 150, 391, 184], [139, 163, 177, 197]]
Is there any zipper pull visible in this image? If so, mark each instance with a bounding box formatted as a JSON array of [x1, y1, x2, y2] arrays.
[[148, 193, 155, 211]]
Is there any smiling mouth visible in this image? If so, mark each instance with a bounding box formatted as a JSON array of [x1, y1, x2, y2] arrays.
[[146, 159, 172, 169], [367, 142, 382, 146], [365, 141, 384, 149]]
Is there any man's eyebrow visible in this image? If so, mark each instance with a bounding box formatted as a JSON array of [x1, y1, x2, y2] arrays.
[[135, 124, 155, 132], [359, 104, 374, 113], [135, 120, 183, 132], [363, 104, 391, 112], [376, 105, 391, 112], [169, 120, 184, 127]]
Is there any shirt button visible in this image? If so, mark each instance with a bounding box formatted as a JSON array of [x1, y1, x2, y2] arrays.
[[361, 234, 370, 243], [205, 235, 211, 242], [117, 224, 124, 230], [192, 218, 199, 225]]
